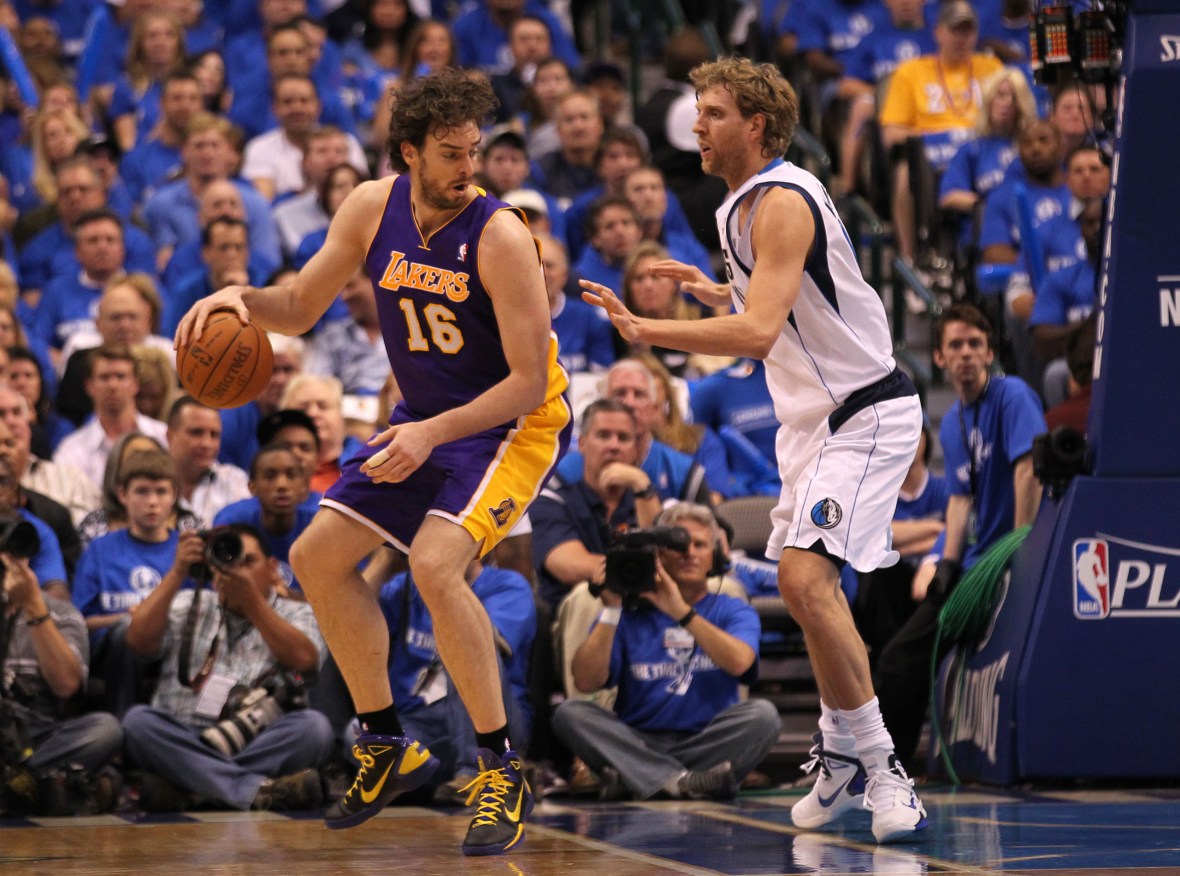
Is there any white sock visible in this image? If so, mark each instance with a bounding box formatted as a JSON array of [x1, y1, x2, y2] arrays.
[[819, 700, 857, 753], [840, 697, 896, 774]]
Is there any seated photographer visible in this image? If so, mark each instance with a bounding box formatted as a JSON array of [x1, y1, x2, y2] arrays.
[[0, 458, 69, 599], [121, 524, 333, 812], [1, 520, 123, 816], [551, 503, 780, 801], [373, 556, 536, 804]]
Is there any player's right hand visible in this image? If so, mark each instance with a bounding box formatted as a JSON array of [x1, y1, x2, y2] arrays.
[[174, 285, 253, 351]]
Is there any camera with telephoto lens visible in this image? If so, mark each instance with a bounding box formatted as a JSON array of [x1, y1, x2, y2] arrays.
[[187, 527, 245, 581], [594, 526, 690, 610], [199, 671, 307, 757]]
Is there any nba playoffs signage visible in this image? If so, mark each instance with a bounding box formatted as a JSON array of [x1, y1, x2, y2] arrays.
[[938, 478, 1180, 783], [1073, 536, 1180, 619]]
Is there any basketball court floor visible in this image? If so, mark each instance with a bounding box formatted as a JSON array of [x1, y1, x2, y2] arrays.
[[4, 785, 1179, 874]]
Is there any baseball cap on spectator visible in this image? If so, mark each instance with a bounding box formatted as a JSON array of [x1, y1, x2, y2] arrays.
[[582, 60, 625, 86], [502, 188, 548, 217], [257, 408, 321, 451], [939, 0, 978, 27], [483, 123, 527, 155]]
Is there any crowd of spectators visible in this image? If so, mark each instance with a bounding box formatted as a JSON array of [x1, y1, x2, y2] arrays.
[[0, 0, 1109, 817]]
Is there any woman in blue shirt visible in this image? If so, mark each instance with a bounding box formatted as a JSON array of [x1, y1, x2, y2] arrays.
[[939, 67, 1038, 246]]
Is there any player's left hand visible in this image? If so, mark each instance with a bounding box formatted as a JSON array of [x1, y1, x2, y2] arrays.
[[579, 279, 641, 341], [361, 421, 436, 483]]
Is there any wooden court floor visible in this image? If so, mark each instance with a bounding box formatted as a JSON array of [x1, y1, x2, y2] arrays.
[[3, 786, 1180, 875]]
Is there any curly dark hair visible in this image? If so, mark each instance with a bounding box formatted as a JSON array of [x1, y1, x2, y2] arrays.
[[386, 68, 498, 173]]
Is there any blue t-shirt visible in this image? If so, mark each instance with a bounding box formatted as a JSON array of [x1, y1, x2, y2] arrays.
[[1033, 210, 1086, 276], [120, 138, 183, 206], [845, 15, 935, 84], [979, 177, 1072, 253], [939, 376, 1046, 568], [379, 567, 535, 720], [213, 497, 320, 591], [72, 529, 179, 619], [895, 471, 949, 522], [689, 359, 779, 466], [940, 136, 1017, 203], [34, 273, 104, 350], [606, 592, 761, 733], [19, 509, 67, 589], [794, 0, 885, 67], [108, 77, 161, 145], [1029, 259, 1096, 327], [552, 294, 615, 374], [452, 2, 580, 74]]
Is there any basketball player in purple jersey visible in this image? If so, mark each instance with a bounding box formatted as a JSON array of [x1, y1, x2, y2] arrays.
[[175, 69, 570, 856], [582, 58, 927, 843]]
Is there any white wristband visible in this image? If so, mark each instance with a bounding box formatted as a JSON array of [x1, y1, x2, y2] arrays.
[[597, 607, 622, 627]]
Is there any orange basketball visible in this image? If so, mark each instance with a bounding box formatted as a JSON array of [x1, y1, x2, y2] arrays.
[[176, 311, 274, 409]]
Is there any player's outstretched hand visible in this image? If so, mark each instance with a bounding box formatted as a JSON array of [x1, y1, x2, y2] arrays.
[[361, 420, 437, 484], [649, 259, 731, 307], [174, 285, 253, 351], [579, 279, 640, 341]]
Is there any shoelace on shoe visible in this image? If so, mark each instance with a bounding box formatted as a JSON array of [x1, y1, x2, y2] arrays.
[[863, 768, 916, 812], [800, 742, 860, 780], [461, 767, 511, 827], [344, 744, 377, 798]]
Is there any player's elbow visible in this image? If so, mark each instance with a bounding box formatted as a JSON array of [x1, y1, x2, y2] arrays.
[[747, 329, 780, 360]]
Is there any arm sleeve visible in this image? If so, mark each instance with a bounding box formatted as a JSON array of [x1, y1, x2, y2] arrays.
[[1001, 383, 1049, 464]]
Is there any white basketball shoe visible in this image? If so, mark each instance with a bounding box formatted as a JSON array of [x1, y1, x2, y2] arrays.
[[864, 755, 928, 843], [790, 732, 867, 829]]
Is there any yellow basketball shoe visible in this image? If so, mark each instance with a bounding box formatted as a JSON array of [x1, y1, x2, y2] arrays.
[[325, 734, 440, 830], [460, 749, 534, 856]]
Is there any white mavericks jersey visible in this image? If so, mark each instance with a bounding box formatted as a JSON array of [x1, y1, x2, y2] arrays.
[[717, 159, 897, 426]]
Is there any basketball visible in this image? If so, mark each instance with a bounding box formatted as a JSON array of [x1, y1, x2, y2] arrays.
[[176, 310, 274, 409]]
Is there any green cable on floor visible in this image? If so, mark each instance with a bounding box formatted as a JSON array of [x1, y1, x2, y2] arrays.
[[930, 525, 1032, 785]]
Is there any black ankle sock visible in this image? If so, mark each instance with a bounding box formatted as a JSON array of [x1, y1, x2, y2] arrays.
[[358, 705, 403, 737], [476, 726, 511, 757]]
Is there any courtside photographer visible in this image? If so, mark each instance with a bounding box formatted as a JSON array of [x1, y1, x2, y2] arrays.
[[0, 512, 122, 815], [120, 523, 333, 812], [551, 502, 780, 801]]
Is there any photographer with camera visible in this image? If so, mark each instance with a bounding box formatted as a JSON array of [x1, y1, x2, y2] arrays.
[[875, 304, 1045, 767], [551, 502, 780, 801], [1, 515, 123, 815], [121, 523, 334, 811]]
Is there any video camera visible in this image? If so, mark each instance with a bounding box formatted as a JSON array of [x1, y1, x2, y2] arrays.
[[0, 517, 41, 562], [591, 526, 690, 610], [1029, 0, 1126, 129], [187, 527, 245, 581]]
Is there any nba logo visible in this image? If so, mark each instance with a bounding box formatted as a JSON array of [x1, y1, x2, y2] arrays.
[[1073, 539, 1110, 619]]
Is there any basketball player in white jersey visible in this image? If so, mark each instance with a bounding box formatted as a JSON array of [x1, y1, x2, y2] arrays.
[[581, 57, 927, 843]]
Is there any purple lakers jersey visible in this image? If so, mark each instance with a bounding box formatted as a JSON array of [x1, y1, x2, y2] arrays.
[[365, 176, 566, 420]]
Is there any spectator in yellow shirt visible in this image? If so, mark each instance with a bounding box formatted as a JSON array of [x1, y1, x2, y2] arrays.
[[879, 0, 1003, 262]]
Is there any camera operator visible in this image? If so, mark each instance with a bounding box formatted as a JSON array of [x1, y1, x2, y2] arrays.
[[1, 522, 123, 815], [551, 502, 780, 801], [120, 524, 334, 811]]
